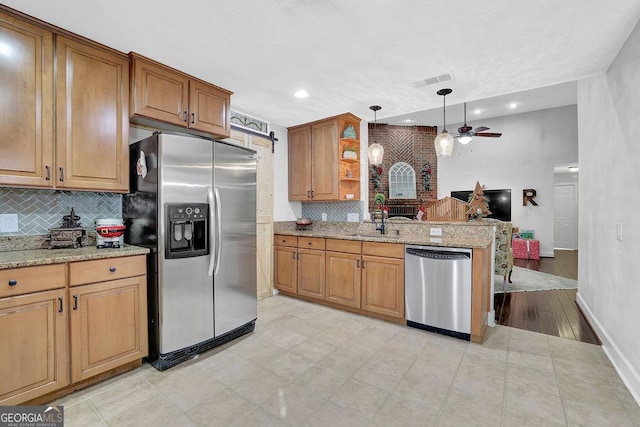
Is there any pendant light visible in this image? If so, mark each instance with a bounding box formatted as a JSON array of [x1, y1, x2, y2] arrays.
[[367, 105, 384, 166], [434, 88, 454, 157]]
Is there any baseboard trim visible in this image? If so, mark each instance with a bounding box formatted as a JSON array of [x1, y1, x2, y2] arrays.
[[541, 251, 554, 257], [576, 292, 640, 406]]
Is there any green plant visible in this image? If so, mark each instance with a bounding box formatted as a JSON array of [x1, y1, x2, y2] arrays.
[[343, 145, 358, 152], [374, 193, 385, 205]]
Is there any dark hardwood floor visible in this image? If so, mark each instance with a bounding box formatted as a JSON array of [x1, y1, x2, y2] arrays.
[[495, 250, 600, 345]]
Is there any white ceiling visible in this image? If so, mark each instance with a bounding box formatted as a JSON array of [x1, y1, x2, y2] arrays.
[[4, 0, 640, 127]]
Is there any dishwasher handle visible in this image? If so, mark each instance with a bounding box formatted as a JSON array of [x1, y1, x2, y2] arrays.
[[406, 248, 470, 260]]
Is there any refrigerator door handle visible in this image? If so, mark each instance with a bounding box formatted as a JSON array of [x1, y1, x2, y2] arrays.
[[213, 187, 222, 276], [207, 186, 215, 277]]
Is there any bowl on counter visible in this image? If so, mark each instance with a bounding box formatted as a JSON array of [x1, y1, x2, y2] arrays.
[[345, 194, 354, 199], [296, 218, 313, 226]]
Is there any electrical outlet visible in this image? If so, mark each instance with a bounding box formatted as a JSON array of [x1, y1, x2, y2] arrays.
[[347, 213, 359, 222], [0, 214, 19, 232], [321, 213, 327, 221], [616, 223, 622, 241], [430, 227, 442, 236]]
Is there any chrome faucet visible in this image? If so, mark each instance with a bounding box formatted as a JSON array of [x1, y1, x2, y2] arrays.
[[372, 199, 386, 235]]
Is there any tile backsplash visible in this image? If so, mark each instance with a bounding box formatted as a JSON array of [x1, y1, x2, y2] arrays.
[[302, 201, 365, 222], [0, 188, 121, 236]]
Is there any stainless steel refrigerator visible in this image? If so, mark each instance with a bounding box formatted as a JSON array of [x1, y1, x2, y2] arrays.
[[123, 131, 257, 370]]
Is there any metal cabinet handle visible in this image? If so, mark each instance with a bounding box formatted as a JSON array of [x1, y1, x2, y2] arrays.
[[296, 252, 300, 260], [292, 251, 296, 259], [357, 259, 360, 268], [58, 296, 63, 313], [307, 190, 311, 198], [8, 280, 17, 286], [362, 260, 366, 269], [73, 294, 78, 310], [310, 190, 314, 198], [45, 165, 51, 181], [59, 167, 64, 181], [191, 112, 195, 124], [109, 267, 116, 273], [184, 110, 188, 122]]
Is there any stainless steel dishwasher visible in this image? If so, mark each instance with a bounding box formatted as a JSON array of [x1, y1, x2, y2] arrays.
[[405, 245, 472, 340]]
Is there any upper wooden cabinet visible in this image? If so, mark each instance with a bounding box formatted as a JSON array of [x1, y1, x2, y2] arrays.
[[0, 8, 129, 193], [288, 113, 361, 202], [0, 11, 54, 188], [56, 36, 129, 192], [130, 53, 232, 138]]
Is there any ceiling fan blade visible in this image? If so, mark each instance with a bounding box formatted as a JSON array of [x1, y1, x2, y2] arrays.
[[473, 126, 490, 133], [475, 132, 502, 138]]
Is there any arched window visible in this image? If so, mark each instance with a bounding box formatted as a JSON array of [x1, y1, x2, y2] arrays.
[[389, 162, 416, 199]]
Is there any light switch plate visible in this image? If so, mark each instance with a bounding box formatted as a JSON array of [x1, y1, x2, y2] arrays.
[[616, 223, 623, 241], [321, 213, 327, 221], [347, 213, 359, 222], [0, 214, 19, 232], [430, 227, 442, 236]]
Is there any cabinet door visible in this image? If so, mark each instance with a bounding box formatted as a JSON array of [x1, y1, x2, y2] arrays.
[[297, 248, 325, 299], [130, 54, 189, 127], [189, 79, 231, 138], [56, 36, 129, 192], [274, 245, 297, 293], [361, 256, 405, 318], [69, 276, 147, 383], [0, 289, 68, 405], [0, 12, 54, 188], [325, 251, 361, 308], [288, 126, 312, 201], [310, 120, 339, 200]]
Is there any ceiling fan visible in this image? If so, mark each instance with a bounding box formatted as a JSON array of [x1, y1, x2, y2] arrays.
[[455, 102, 502, 145]]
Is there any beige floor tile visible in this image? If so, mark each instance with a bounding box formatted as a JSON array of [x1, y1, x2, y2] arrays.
[[408, 354, 460, 386], [501, 411, 566, 426], [187, 388, 257, 427], [558, 379, 625, 411], [228, 336, 287, 366], [509, 328, 550, 356], [548, 335, 600, 365], [104, 394, 193, 427], [290, 337, 336, 362], [353, 350, 414, 391], [481, 324, 511, 351], [371, 394, 440, 427], [438, 387, 503, 426], [87, 375, 158, 420], [382, 328, 430, 357], [506, 363, 560, 398], [293, 365, 349, 398], [338, 332, 389, 359], [260, 383, 327, 425], [143, 362, 226, 411], [231, 368, 290, 404], [465, 341, 508, 362], [197, 351, 260, 385], [306, 401, 369, 427], [392, 368, 450, 407], [564, 398, 636, 426], [63, 400, 105, 427], [317, 347, 367, 374], [81, 367, 145, 398], [554, 357, 610, 387], [314, 328, 353, 347], [264, 351, 315, 381], [233, 407, 288, 427], [507, 350, 554, 374], [504, 386, 566, 425], [329, 378, 389, 419], [51, 390, 88, 408], [418, 339, 466, 366]]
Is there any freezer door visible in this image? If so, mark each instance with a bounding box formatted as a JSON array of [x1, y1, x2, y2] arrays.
[[213, 141, 257, 336], [158, 133, 214, 354]]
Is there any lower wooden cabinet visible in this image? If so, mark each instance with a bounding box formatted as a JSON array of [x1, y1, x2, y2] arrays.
[[274, 235, 404, 320], [0, 254, 148, 405], [69, 276, 148, 382], [0, 288, 68, 405]]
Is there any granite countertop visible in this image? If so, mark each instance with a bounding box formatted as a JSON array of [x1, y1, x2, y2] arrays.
[[275, 229, 491, 249], [0, 245, 150, 269]]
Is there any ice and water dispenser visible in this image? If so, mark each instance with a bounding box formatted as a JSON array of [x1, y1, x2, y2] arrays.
[[165, 203, 208, 258]]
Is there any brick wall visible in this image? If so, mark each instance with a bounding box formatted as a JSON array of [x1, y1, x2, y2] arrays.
[[368, 124, 438, 216]]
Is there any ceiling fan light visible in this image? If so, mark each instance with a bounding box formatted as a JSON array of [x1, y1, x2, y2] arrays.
[[368, 142, 385, 166], [458, 134, 473, 145], [434, 131, 454, 157]]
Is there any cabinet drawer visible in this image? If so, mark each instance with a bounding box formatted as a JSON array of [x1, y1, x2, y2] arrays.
[[326, 238, 361, 254], [362, 242, 404, 259], [298, 237, 325, 250], [69, 255, 146, 286], [0, 264, 66, 298], [274, 235, 297, 247]]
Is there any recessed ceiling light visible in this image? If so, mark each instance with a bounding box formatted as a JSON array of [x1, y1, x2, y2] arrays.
[[472, 108, 483, 115], [402, 119, 414, 123], [507, 102, 519, 109], [0, 42, 13, 57], [294, 90, 309, 99], [568, 165, 579, 172]]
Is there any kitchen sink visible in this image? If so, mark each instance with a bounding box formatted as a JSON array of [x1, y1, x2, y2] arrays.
[[346, 233, 401, 240]]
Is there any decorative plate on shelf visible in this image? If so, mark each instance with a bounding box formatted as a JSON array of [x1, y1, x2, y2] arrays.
[[342, 125, 357, 139]]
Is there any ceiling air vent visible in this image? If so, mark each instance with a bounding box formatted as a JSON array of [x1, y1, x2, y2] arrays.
[[412, 73, 454, 88]]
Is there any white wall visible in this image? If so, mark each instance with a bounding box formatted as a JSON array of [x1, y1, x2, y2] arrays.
[[272, 123, 301, 221], [438, 105, 578, 256], [577, 16, 640, 403]]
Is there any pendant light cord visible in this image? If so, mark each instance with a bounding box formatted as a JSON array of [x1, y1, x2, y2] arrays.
[[442, 94, 447, 132]]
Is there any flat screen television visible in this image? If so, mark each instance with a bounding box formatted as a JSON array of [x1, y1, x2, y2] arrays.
[[451, 189, 512, 222]]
